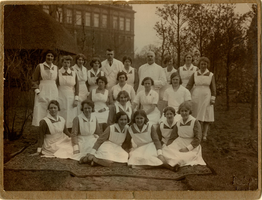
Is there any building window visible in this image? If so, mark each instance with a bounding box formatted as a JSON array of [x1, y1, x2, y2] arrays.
[[120, 17, 124, 30], [56, 7, 63, 23], [66, 9, 72, 24], [76, 11, 82, 25], [94, 13, 99, 27], [126, 18, 130, 31], [113, 16, 118, 29], [85, 12, 91, 26], [102, 15, 107, 28], [43, 5, 49, 14]]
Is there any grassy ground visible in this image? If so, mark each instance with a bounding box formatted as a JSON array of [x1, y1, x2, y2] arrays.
[[3, 96, 259, 191]]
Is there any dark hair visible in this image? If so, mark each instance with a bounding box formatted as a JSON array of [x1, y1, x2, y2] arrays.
[[48, 100, 60, 111], [61, 55, 73, 63], [81, 100, 94, 112], [198, 57, 210, 69], [106, 48, 113, 52], [115, 111, 129, 124], [132, 110, 149, 124], [90, 57, 102, 68], [163, 106, 176, 116], [96, 76, 108, 85], [184, 53, 193, 62], [177, 101, 192, 114], [170, 72, 182, 85], [164, 56, 172, 65], [42, 49, 57, 61], [122, 56, 132, 64], [75, 53, 87, 64], [117, 71, 128, 81], [116, 90, 130, 102], [141, 77, 154, 86]]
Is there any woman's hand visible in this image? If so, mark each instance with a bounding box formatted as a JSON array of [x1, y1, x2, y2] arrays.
[[210, 99, 215, 105], [98, 108, 106, 113], [86, 153, 95, 161], [73, 100, 78, 107], [179, 147, 189, 152]]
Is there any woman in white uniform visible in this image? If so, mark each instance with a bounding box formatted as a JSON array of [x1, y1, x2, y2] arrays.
[[178, 53, 198, 87], [87, 57, 105, 92], [79, 111, 130, 167], [122, 56, 139, 92], [58, 55, 79, 129], [32, 50, 58, 127], [72, 54, 89, 115], [132, 77, 161, 126], [186, 57, 216, 141], [70, 100, 101, 161]]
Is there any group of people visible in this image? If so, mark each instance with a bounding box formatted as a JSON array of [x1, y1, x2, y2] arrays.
[[31, 48, 216, 171]]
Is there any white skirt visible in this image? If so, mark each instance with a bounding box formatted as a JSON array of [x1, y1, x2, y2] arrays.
[[77, 82, 89, 115], [147, 107, 161, 125], [93, 110, 109, 124], [128, 142, 163, 166], [95, 141, 128, 163]]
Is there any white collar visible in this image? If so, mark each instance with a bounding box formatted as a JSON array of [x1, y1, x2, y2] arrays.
[[61, 67, 72, 74], [198, 68, 209, 75], [123, 67, 132, 73], [47, 113, 60, 122], [73, 64, 83, 71], [114, 123, 127, 133], [79, 112, 93, 122], [43, 62, 54, 69], [183, 64, 194, 71], [90, 68, 100, 75], [180, 115, 193, 125], [133, 123, 148, 133], [163, 118, 176, 128]]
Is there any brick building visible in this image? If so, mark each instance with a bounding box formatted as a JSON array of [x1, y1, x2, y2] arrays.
[[40, 4, 135, 61]]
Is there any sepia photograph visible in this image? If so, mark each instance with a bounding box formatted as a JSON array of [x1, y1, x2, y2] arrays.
[[1, 0, 260, 199]]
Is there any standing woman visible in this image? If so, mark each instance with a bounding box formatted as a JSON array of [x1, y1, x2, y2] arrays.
[[132, 77, 160, 126], [122, 56, 139, 92], [178, 53, 198, 87], [159, 56, 177, 100], [32, 50, 58, 127], [87, 57, 105, 92], [186, 57, 216, 141], [72, 54, 89, 115], [58, 55, 79, 129], [89, 76, 110, 131]]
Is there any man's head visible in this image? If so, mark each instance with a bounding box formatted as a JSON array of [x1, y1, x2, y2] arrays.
[[146, 51, 155, 65], [106, 48, 114, 62]]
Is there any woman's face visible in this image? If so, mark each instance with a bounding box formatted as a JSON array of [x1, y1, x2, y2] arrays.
[[167, 59, 173, 67], [135, 114, 145, 127], [46, 53, 54, 64], [165, 110, 175, 121], [97, 79, 105, 89], [93, 61, 100, 71], [83, 104, 92, 117], [118, 115, 128, 128], [124, 60, 131, 68], [180, 108, 190, 120], [119, 94, 128, 105], [171, 76, 180, 87], [77, 57, 85, 67], [48, 103, 59, 117], [118, 75, 126, 83], [63, 60, 71, 70], [200, 61, 208, 72], [143, 79, 152, 90], [185, 55, 192, 64]]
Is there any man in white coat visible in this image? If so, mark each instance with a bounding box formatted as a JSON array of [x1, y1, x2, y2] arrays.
[[101, 48, 124, 91], [137, 51, 167, 94]]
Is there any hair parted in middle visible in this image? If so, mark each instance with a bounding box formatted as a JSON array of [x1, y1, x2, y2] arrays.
[[81, 99, 95, 112], [90, 57, 102, 68], [132, 110, 149, 124], [170, 71, 182, 85], [116, 90, 130, 102], [75, 53, 87, 64], [141, 77, 154, 86], [177, 101, 193, 114], [116, 71, 128, 81], [115, 111, 130, 124], [163, 106, 176, 116], [96, 76, 108, 85], [47, 100, 60, 111]]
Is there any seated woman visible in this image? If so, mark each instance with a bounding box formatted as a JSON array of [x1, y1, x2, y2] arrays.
[[127, 110, 165, 168], [162, 101, 206, 171], [79, 111, 130, 166], [107, 91, 133, 126], [32, 100, 74, 158], [70, 100, 102, 161]]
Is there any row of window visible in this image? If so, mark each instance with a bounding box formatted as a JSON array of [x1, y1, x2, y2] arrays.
[[43, 5, 131, 31]]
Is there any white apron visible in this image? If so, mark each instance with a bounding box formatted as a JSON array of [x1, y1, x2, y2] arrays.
[[191, 70, 214, 122], [32, 64, 58, 126], [115, 101, 132, 122], [42, 116, 73, 158], [71, 113, 98, 161], [159, 118, 176, 145], [179, 64, 198, 87], [95, 124, 129, 163], [92, 89, 109, 123], [162, 116, 206, 167], [128, 123, 163, 166], [58, 69, 78, 128], [87, 69, 105, 92]]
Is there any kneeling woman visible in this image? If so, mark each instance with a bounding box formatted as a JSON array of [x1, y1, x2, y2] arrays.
[[79, 111, 129, 166], [70, 100, 102, 161], [162, 101, 206, 169], [127, 110, 165, 168], [33, 100, 73, 158]]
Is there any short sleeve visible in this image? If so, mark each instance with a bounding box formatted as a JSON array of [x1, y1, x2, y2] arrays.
[[163, 89, 169, 101], [184, 88, 192, 101]]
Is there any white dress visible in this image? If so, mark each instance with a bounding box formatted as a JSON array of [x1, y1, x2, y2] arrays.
[[71, 113, 99, 161], [32, 63, 58, 126], [41, 114, 73, 158], [94, 124, 129, 163], [128, 123, 163, 166], [72, 64, 89, 115], [91, 89, 109, 123], [134, 89, 160, 125], [178, 64, 198, 87], [122, 67, 135, 88], [159, 67, 177, 99], [162, 115, 206, 167], [191, 69, 214, 122], [58, 68, 78, 128], [87, 68, 105, 92]]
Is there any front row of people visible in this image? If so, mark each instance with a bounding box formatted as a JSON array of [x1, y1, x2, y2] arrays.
[[33, 99, 206, 172]]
